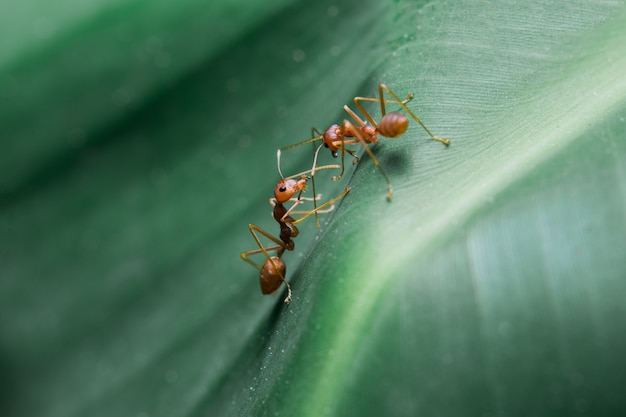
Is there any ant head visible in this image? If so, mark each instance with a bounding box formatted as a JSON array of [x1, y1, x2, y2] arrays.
[[259, 256, 286, 294], [323, 124, 342, 152], [274, 176, 308, 203]]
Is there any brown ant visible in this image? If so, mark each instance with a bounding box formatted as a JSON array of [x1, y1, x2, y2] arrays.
[[277, 84, 449, 201], [241, 165, 350, 304]]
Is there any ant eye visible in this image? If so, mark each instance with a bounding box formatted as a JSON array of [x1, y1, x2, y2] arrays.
[[279, 186, 287, 192], [332, 151, 338, 158]]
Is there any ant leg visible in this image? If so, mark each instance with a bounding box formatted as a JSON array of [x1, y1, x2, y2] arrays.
[[281, 187, 305, 222], [270, 194, 319, 207], [275, 195, 319, 203], [354, 95, 413, 106], [284, 196, 338, 215], [272, 194, 335, 216], [338, 131, 346, 180], [295, 195, 320, 202], [343, 105, 368, 128], [353, 94, 414, 125], [240, 224, 289, 268], [311, 127, 323, 137], [292, 185, 351, 225], [378, 84, 449, 146], [284, 163, 340, 180], [332, 147, 359, 181], [296, 195, 335, 213], [345, 120, 394, 200], [281, 277, 292, 304], [241, 244, 285, 269], [333, 127, 357, 182], [276, 132, 324, 178], [309, 143, 325, 228]]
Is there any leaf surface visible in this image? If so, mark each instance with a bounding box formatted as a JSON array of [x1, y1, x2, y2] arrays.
[[1, 1, 625, 416]]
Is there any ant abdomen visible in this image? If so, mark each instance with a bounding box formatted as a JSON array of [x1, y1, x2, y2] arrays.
[[260, 256, 286, 295], [378, 112, 408, 138]]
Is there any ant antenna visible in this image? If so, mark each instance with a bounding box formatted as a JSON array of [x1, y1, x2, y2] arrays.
[[277, 149, 285, 179]]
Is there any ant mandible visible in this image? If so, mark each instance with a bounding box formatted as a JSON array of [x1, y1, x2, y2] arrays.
[[277, 83, 449, 201], [241, 165, 350, 304]]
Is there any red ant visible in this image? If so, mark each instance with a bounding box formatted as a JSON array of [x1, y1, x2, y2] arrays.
[[241, 165, 350, 304], [277, 84, 449, 201]]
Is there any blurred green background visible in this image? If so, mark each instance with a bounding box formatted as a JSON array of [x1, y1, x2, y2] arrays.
[[1, 0, 625, 416]]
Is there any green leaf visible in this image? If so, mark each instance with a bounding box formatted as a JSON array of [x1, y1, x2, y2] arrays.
[[1, 0, 625, 417]]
